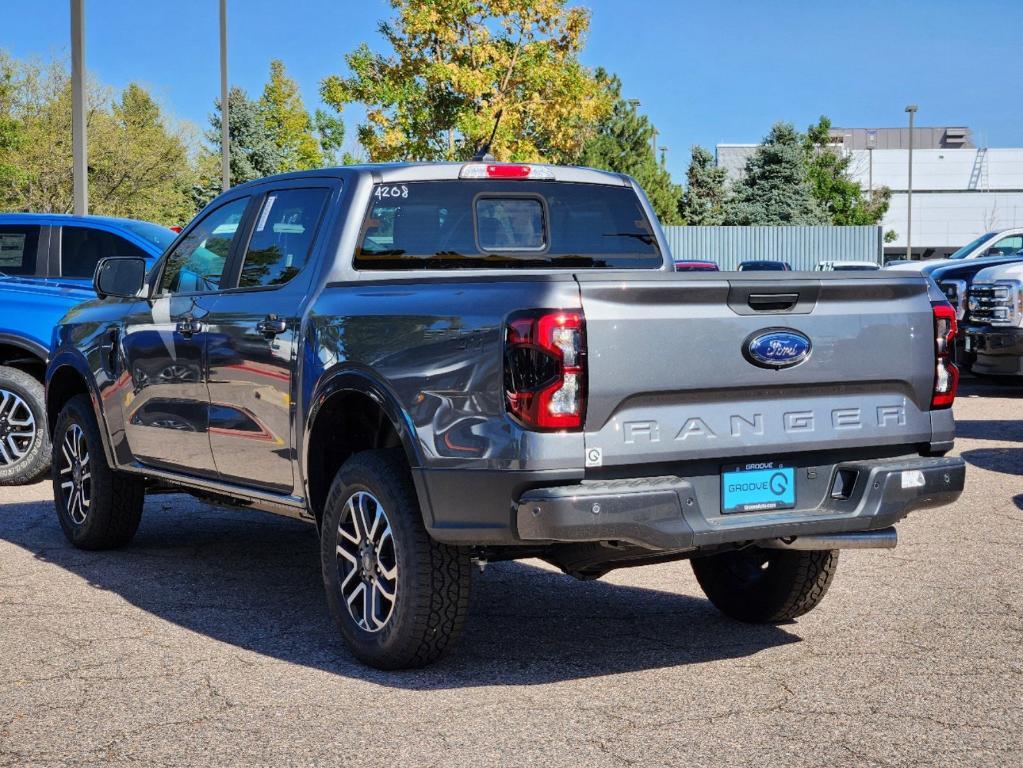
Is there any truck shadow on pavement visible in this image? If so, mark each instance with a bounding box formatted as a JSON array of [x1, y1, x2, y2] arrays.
[[0, 492, 799, 688], [956, 379, 1023, 400]]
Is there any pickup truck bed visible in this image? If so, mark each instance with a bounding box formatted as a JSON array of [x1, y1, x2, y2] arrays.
[[46, 162, 965, 669]]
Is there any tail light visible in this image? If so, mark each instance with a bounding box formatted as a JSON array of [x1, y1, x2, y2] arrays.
[[931, 302, 959, 409], [505, 310, 586, 430]]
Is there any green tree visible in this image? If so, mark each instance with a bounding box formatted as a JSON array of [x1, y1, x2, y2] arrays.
[[0, 52, 26, 190], [88, 83, 195, 224], [804, 115, 890, 225], [321, 0, 611, 162], [575, 69, 681, 224], [680, 145, 727, 225], [199, 86, 282, 205], [724, 122, 827, 226], [260, 59, 322, 172], [0, 52, 196, 224]]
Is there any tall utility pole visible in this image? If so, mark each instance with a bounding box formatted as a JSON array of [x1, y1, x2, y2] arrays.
[[219, 0, 230, 190], [905, 105, 918, 260], [866, 129, 876, 199], [70, 0, 87, 215]]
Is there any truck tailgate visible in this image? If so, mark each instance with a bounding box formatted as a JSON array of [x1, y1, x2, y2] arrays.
[[576, 273, 937, 468]]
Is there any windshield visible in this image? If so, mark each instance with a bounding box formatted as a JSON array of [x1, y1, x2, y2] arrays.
[[948, 232, 997, 259], [356, 181, 662, 270], [118, 220, 178, 254]]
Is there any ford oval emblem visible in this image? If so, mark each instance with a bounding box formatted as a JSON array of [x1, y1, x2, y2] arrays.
[[744, 329, 812, 369]]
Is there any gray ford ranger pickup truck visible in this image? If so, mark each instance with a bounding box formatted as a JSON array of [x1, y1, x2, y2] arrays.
[[46, 162, 966, 669]]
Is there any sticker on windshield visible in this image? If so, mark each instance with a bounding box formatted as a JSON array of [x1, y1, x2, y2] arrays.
[[374, 185, 409, 200], [256, 195, 277, 232]]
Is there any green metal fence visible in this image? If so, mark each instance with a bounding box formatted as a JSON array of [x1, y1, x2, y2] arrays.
[[661, 226, 884, 270]]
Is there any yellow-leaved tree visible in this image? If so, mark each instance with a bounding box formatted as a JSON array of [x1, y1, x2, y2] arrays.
[[321, 0, 611, 162]]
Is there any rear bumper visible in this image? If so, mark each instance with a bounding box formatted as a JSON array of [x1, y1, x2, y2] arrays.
[[512, 456, 965, 551]]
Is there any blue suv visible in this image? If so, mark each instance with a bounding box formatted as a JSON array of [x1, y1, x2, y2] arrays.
[[0, 213, 174, 485]]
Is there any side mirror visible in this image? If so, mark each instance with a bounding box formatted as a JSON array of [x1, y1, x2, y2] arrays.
[[93, 257, 146, 299]]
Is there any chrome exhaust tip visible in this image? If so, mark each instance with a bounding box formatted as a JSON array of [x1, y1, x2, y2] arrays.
[[758, 526, 897, 551]]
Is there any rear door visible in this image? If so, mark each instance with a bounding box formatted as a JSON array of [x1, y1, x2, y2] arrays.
[[0, 223, 46, 278], [57, 225, 152, 282], [204, 183, 335, 493], [576, 272, 937, 469]]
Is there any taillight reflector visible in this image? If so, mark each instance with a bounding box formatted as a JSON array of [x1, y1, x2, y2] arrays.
[[931, 302, 959, 409], [505, 310, 585, 430]]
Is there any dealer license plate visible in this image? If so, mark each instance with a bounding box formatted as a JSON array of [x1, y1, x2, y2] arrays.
[[721, 462, 795, 514]]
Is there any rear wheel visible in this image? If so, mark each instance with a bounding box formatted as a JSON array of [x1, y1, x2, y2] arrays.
[[52, 394, 145, 550], [691, 546, 839, 623], [0, 365, 50, 486], [320, 449, 472, 669]]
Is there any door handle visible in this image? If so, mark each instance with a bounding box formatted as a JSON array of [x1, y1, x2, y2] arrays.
[[175, 318, 203, 337], [256, 315, 287, 338]]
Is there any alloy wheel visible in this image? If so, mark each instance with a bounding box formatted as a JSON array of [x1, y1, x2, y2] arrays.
[[335, 490, 398, 632], [0, 388, 38, 467], [59, 423, 91, 524]]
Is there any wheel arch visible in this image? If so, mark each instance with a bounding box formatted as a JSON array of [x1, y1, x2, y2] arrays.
[[45, 352, 117, 468], [303, 368, 425, 529], [0, 333, 48, 379]]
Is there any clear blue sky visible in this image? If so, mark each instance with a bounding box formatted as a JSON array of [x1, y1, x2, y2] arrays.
[[4, 0, 1022, 179]]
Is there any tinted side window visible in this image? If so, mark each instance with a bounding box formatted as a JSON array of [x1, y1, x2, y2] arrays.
[[238, 188, 329, 288], [157, 197, 249, 295], [61, 227, 149, 278], [0, 225, 42, 275]]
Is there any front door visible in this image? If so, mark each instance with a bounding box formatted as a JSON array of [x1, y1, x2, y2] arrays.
[[120, 196, 252, 475], [205, 186, 332, 493]]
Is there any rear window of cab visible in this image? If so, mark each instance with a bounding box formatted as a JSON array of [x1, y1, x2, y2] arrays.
[[355, 180, 662, 270]]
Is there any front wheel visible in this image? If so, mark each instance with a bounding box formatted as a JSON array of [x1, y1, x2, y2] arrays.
[[0, 365, 50, 486], [691, 546, 839, 623], [320, 449, 472, 670], [51, 394, 145, 550]]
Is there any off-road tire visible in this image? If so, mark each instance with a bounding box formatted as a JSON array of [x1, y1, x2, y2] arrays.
[[0, 365, 50, 486], [691, 546, 839, 623], [320, 449, 472, 670], [51, 394, 145, 550]]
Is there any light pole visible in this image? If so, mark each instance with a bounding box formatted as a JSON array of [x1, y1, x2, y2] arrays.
[[71, 0, 87, 215], [905, 105, 917, 260], [219, 0, 230, 191], [866, 128, 876, 199]]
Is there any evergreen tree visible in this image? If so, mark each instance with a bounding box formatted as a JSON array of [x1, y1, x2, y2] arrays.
[[680, 145, 727, 225], [260, 59, 322, 172], [804, 115, 890, 225], [199, 86, 282, 205], [724, 122, 827, 226], [576, 69, 682, 224]]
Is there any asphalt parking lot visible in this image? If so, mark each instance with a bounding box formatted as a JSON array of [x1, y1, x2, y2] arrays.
[[1, 379, 1021, 767]]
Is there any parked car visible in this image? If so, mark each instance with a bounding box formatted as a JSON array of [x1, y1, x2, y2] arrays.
[[737, 259, 791, 271], [887, 228, 1023, 273], [928, 253, 1023, 370], [816, 260, 880, 272], [0, 214, 173, 485], [673, 259, 719, 272], [46, 163, 965, 669], [961, 261, 1023, 377]]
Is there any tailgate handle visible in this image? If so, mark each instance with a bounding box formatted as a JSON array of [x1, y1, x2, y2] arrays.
[[747, 293, 799, 312]]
